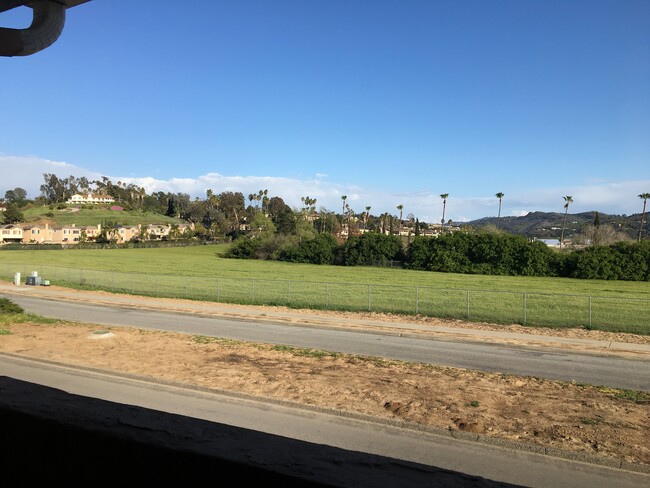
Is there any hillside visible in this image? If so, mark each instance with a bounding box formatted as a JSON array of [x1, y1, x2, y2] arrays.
[[467, 211, 648, 240], [20, 204, 185, 227]]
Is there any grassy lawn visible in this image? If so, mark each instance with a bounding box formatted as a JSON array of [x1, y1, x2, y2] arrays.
[[1, 245, 648, 333]]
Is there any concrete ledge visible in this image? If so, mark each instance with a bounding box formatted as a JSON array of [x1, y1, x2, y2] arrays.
[[0, 377, 517, 487]]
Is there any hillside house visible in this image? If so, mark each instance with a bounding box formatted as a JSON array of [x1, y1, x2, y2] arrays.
[[66, 193, 115, 205]]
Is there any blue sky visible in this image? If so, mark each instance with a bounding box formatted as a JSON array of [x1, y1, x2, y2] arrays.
[[1, 0, 649, 223]]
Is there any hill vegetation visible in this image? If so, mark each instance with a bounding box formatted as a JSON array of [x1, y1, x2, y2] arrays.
[[468, 210, 648, 241]]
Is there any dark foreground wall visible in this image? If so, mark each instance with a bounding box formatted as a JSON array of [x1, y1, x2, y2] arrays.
[[0, 377, 519, 487]]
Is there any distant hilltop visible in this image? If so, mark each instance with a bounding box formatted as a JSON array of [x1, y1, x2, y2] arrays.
[[466, 211, 648, 241]]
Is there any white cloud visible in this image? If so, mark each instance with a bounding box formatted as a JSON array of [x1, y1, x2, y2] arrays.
[[2, 154, 648, 223], [0, 155, 102, 198]]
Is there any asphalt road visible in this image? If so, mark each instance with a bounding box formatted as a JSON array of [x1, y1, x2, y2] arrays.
[[2, 354, 649, 488], [7, 294, 650, 391]]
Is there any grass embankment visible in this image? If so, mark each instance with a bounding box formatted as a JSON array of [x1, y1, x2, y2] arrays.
[[0, 298, 58, 335], [1, 246, 649, 334], [21, 205, 183, 227]]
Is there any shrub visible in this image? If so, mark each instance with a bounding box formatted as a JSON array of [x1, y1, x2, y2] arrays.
[[0, 298, 24, 314], [279, 233, 340, 264]]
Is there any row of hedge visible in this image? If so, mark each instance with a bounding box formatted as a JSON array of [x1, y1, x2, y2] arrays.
[[226, 232, 650, 281]]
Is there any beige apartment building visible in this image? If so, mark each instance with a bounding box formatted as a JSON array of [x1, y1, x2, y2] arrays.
[[1, 223, 193, 244]]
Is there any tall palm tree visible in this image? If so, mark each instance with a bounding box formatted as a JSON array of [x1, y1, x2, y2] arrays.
[[396, 204, 404, 236], [559, 195, 573, 249], [440, 194, 449, 231], [639, 193, 650, 242], [364, 206, 371, 230], [495, 192, 504, 228]]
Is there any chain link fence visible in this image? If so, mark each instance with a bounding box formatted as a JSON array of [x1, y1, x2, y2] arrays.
[[1, 263, 648, 334]]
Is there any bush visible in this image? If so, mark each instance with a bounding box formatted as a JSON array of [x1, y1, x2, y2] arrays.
[[567, 241, 650, 280], [406, 232, 558, 276], [279, 233, 340, 264], [0, 298, 24, 314], [342, 233, 404, 266], [224, 236, 262, 259]]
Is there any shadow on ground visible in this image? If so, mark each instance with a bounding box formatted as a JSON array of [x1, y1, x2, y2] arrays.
[[0, 377, 521, 487]]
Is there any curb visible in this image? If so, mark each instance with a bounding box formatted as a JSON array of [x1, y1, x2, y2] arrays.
[[2, 352, 649, 476]]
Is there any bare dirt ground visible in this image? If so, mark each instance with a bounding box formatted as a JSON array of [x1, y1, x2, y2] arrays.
[[1, 286, 649, 468]]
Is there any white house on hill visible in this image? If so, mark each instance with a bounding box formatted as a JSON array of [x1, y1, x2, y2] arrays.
[[67, 193, 115, 205]]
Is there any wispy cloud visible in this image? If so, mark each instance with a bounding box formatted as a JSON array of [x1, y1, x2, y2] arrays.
[[1, 155, 648, 223]]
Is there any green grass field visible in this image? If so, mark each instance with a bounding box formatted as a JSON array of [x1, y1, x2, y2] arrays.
[[21, 205, 183, 227], [1, 245, 649, 334]]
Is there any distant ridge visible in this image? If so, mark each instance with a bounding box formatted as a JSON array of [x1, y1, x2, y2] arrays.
[[465, 211, 648, 240]]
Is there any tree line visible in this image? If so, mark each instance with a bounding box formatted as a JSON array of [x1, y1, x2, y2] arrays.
[[226, 228, 650, 281]]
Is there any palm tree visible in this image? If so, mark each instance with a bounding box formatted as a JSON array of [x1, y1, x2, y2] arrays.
[[639, 193, 650, 242], [262, 189, 269, 214], [396, 204, 404, 236], [364, 206, 371, 230], [340, 195, 347, 233], [495, 192, 504, 228], [559, 195, 573, 249], [440, 194, 449, 231]]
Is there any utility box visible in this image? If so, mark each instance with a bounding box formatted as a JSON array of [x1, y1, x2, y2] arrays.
[[26, 276, 42, 286], [14, 273, 21, 286]]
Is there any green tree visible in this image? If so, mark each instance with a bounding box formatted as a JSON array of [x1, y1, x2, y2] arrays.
[[267, 196, 296, 235], [280, 233, 339, 264], [4, 188, 27, 207], [249, 211, 276, 238], [560, 195, 573, 249], [440, 193, 449, 231], [40, 173, 66, 203], [638, 193, 650, 242], [2, 202, 24, 224], [343, 233, 403, 266], [495, 192, 504, 228], [218, 191, 246, 237]]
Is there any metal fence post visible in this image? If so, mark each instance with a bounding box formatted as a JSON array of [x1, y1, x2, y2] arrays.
[[416, 286, 419, 315], [466, 289, 470, 320], [288, 280, 291, 305], [589, 296, 592, 328], [368, 284, 371, 311], [326, 283, 329, 309], [523, 292, 527, 325]]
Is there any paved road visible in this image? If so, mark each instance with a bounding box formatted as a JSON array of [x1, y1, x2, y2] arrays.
[[6, 293, 650, 391], [2, 354, 648, 487]]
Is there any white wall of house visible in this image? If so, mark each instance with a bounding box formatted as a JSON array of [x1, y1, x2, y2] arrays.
[[66, 194, 115, 204]]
